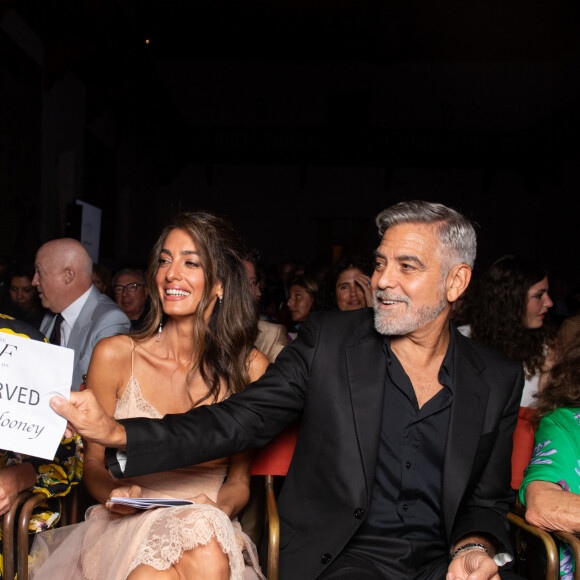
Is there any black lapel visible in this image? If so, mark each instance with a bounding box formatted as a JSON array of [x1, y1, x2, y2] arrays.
[[346, 319, 388, 497], [441, 329, 490, 537]]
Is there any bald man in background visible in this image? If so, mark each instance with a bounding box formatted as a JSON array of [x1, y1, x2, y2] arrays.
[[33, 238, 130, 391]]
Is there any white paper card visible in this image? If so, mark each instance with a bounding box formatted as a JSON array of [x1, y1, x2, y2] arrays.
[[108, 497, 194, 510], [0, 333, 74, 459]]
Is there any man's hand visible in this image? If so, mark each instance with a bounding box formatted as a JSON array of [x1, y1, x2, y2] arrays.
[[50, 390, 127, 449], [447, 550, 500, 580]]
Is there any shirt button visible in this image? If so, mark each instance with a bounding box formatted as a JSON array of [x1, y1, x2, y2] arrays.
[[402, 504, 409, 511], [405, 461, 411, 469], [354, 508, 365, 519], [321, 553, 332, 564]]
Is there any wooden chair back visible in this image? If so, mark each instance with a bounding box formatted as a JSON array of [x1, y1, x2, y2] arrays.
[[250, 421, 299, 580]]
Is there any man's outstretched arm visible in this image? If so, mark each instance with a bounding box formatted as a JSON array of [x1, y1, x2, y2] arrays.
[[51, 391, 127, 449]]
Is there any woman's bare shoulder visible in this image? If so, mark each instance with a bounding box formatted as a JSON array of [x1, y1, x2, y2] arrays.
[[92, 334, 134, 364], [247, 347, 270, 382]]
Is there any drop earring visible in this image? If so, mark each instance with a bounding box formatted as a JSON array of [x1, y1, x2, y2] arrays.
[[156, 320, 163, 342], [218, 294, 223, 305]]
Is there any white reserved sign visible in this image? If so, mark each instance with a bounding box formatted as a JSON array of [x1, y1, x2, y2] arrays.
[[0, 333, 74, 459]]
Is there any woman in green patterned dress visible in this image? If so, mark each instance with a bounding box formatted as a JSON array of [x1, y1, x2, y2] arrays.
[[519, 336, 580, 579]]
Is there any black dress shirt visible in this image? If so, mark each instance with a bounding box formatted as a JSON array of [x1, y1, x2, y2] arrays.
[[350, 331, 456, 573]]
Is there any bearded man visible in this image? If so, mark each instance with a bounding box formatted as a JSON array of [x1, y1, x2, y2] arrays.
[[53, 200, 523, 580]]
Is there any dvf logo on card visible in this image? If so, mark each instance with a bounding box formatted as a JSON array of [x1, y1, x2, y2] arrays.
[[0, 337, 18, 367]]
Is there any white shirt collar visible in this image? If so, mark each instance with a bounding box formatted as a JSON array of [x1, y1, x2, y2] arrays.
[[59, 286, 92, 347]]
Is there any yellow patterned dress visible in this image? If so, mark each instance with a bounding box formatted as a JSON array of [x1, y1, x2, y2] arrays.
[[0, 314, 84, 579]]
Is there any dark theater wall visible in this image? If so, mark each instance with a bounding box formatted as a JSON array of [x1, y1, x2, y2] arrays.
[[1, 0, 579, 290]]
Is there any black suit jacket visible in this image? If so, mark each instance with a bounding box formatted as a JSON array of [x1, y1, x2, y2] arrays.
[[108, 309, 523, 579]]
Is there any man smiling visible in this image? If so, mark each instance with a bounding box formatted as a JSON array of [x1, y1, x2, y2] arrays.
[[53, 201, 524, 579]]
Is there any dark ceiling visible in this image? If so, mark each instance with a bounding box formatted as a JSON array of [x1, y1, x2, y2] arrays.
[[3, 0, 579, 182], [1, 0, 579, 276], [6, 0, 579, 99], [8, 0, 579, 64]]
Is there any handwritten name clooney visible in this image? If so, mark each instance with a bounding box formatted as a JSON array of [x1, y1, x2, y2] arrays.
[[0, 411, 45, 439]]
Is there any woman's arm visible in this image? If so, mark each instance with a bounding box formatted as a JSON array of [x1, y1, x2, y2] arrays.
[[0, 462, 36, 516], [521, 409, 580, 532], [0, 434, 83, 517], [214, 348, 270, 518], [215, 451, 253, 518], [525, 480, 580, 533], [82, 336, 133, 505]]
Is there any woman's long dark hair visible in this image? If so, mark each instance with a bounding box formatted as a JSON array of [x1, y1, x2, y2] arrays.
[[134, 211, 259, 406], [464, 254, 555, 378]]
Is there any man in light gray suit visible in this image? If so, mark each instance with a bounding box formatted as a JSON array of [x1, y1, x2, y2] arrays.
[[33, 238, 130, 391]]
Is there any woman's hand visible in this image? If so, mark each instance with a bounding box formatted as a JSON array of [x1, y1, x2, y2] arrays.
[[105, 484, 142, 515], [192, 493, 234, 518], [0, 463, 37, 516], [354, 273, 373, 307]]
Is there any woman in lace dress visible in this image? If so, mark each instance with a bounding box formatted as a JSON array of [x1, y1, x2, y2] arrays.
[[30, 211, 268, 580]]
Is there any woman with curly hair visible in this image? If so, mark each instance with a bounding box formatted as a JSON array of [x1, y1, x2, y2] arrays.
[[518, 337, 580, 579], [460, 254, 556, 405], [30, 211, 268, 579], [458, 254, 556, 488]]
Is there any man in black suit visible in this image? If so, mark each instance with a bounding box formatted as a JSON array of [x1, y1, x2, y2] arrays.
[[53, 200, 523, 579]]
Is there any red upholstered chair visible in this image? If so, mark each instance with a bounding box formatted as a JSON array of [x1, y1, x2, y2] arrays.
[[250, 420, 299, 580], [511, 406, 537, 490]]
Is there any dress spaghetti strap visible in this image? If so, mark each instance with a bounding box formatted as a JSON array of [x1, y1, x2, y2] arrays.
[[130, 337, 135, 376]]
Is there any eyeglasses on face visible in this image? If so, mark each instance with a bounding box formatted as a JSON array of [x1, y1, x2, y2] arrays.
[[114, 283, 144, 294]]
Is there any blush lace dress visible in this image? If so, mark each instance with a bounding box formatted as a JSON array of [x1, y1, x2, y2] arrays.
[[29, 346, 264, 580]]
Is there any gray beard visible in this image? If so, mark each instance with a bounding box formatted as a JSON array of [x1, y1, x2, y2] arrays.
[[372, 290, 447, 336]]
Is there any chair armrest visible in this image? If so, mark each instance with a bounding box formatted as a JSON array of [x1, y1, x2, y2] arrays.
[[265, 475, 280, 580], [60, 484, 80, 526], [553, 530, 580, 580], [2, 491, 34, 580], [17, 493, 51, 580], [507, 510, 560, 580]]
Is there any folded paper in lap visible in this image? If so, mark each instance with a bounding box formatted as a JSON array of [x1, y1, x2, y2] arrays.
[[108, 497, 195, 509]]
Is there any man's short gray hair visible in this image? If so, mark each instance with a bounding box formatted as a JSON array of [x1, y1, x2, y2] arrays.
[[112, 268, 147, 287], [375, 200, 477, 269]]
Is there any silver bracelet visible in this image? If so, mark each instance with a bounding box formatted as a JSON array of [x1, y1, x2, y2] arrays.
[[450, 542, 489, 561]]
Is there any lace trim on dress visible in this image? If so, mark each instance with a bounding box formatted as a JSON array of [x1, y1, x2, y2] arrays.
[[116, 375, 163, 419], [127, 504, 246, 578], [115, 339, 163, 419]]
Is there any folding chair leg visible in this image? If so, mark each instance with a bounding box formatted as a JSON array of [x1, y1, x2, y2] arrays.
[[2, 491, 33, 580], [265, 475, 280, 580], [17, 494, 48, 580]]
